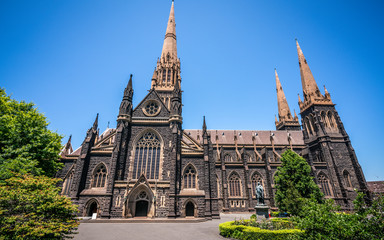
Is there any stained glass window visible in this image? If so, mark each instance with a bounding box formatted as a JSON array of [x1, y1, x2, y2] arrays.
[[133, 132, 161, 179]]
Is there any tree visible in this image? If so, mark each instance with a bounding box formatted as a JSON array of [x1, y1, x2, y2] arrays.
[[293, 192, 384, 240], [274, 150, 323, 215], [0, 88, 63, 180], [0, 174, 79, 239]]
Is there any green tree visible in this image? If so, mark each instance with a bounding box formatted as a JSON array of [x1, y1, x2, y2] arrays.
[[0, 88, 63, 180], [0, 174, 79, 239], [293, 193, 384, 240], [274, 150, 323, 215]]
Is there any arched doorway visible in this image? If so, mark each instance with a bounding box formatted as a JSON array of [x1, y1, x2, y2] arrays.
[[87, 201, 98, 217], [134, 191, 150, 217], [135, 200, 149, 216], [186, 201, 195, 217]]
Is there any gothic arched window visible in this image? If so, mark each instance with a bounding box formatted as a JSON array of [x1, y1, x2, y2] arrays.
[[92, 164, 107, 188], [305, 117, 313, 135], [167, 70, 171, 83], [309, 114, 317, 134], [321, 111, 330, 129], [251, 173, 264, 197], [62, 170, 74, 196], [228, 173, 241, 197], [327, 111, 338, 131], [162, 70, 166, 83], [224, 154, 232, 162], [183, 165, 197, 189], [343, 171, 352, 188], [132, 131, 161, 179], [318, 173, 333, 196]]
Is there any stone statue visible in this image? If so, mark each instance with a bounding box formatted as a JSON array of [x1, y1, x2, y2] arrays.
[[256, 182, 264, 205]]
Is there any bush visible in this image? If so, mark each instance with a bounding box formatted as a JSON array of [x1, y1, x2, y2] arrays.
[[292, 195, 384, 240], [271, 211, 279, 217], [0, 174, 79, 239], [219, 221, 304, 240]]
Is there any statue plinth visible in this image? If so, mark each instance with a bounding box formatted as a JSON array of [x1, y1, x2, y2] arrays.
[[254, 205, 270, 221]]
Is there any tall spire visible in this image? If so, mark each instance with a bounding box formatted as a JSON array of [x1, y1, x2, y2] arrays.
[[161, 0, 177, 60], [296, 39, 323, 101], [274, 69, 301, 131], [152, 1, 181, 107], [275, 69, 293, 121], [296, 39, 333, 112]]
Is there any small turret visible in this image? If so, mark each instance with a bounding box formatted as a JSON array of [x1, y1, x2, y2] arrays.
[[118, 74, 133, 121]]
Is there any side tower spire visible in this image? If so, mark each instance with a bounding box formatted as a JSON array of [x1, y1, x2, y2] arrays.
[[151, 1, 181, 109], [296, 39, 333, 111], [296, 40, 371, 208], [274, 69, 300, 130]]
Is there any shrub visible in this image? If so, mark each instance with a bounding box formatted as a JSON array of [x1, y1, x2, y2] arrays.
[[219, 221, 304, 240], [0, 174, 79, 239], [271, 211, 279, 217]]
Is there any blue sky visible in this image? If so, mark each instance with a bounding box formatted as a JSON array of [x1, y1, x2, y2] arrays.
[[1, 0, 383, 181]]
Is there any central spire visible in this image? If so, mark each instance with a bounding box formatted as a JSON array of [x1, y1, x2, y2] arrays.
[[161, 0, 177, 60], [151, 1, 181, 110]]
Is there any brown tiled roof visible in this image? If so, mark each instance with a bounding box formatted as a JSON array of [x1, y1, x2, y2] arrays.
[[367, 181, 384, 193], [183, 130, 304, 146]]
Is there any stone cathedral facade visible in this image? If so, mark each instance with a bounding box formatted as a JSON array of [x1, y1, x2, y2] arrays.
[[57, 2, 370, 219]]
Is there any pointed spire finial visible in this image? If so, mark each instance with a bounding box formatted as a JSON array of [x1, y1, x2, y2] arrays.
[[92, 113, 99, 130], [296, 39, 323, 102], [275, 69, 293, 121], [161, 1, 177, 60], [128, 74, 132, 88], [202, 116, 207, 133]]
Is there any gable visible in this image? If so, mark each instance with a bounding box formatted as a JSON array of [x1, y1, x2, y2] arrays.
[[132, 89, 170, 118]]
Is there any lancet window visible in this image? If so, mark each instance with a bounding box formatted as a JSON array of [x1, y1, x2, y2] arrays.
[[132, 131, 161, 179], [318, 173, 333, 196], [183, 165, 197, 189], [224, 154, 232, 162], [167, 70, 171, 83], [251, 173, 264, 197], [162, 70, 166, 83], [92, 164, 107, 188], [62, 170, 73, 196], [229, 173, 242, 197], [343, 171, 352, 188]]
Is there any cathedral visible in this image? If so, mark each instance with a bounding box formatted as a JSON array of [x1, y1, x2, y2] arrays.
[[57, 2, 370, 219]]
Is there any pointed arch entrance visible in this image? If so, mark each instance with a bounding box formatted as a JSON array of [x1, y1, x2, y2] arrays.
[[124, 175, 155, 218]]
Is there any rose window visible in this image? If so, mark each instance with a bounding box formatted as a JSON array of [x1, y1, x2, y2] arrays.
[[143, 101, 160, 116]]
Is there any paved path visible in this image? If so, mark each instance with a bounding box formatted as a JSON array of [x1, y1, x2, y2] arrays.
[[74, 213, 252, 240]]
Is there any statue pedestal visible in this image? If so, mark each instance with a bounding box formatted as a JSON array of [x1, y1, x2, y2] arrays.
[[254, 205, 270, 221]]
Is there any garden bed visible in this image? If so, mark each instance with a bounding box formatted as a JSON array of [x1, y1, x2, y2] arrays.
[[219, 218, 304, 240]]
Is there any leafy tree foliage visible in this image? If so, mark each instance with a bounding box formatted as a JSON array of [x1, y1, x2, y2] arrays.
[[0, 174, 79, 239], [0, 88, 63, 179], [274, 150, 323, 215], [293, 193, 384, 240]]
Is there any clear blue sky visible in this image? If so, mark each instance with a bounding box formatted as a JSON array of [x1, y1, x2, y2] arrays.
[[1, 0, 383, 181]]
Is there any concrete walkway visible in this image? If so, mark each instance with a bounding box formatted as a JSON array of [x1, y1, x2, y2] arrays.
[[74, 213, 252, 240]]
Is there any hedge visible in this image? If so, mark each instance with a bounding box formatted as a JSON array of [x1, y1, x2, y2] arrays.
[[219, 221, 304, 240]]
